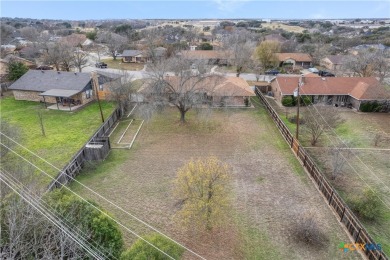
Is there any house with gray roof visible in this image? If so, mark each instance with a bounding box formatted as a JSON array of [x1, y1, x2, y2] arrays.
[[122, 50, 149, 63], [122, 47, 167, 63], [320, 55, 348, 72], [9, 70, 94, 111]]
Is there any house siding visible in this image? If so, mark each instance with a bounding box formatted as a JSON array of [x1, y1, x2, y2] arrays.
[[13, 90, 56, 103]]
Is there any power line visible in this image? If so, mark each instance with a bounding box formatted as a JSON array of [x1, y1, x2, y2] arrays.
[[294, 91, 390, 209], [0, 170, 106, 260], [0, 131, 207, 260], [0, 142, 180, 260], [0, 167, 116, 259]]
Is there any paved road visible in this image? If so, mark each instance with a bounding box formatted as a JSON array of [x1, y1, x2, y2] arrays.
[[81, 57, 277, 83]]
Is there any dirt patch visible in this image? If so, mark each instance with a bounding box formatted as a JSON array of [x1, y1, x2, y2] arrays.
[[74, 108, 360, 259]]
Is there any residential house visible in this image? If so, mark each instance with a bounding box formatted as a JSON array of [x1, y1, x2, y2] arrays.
[[178, 50, 228, 65], [95, 71, 123, 100], [122, 50, 149, 63], [270, 76, 390, 111], [139, 76, 255, 107], [320, 55, 346, 71], [9, 70, 94, 111], [276, 53, 312, 69]]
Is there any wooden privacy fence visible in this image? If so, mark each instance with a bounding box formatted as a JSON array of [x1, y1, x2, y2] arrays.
[[48, 107, 123, 190], [255, 87, 387, 260]]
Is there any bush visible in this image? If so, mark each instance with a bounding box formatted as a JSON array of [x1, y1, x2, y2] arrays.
[[300, 95, 312, 106], [46, 191, 124, 258], [8, 61, 28, 81], [293, 210, 328, 247], [121, 233, 184, 260], [360, 101, 382, 112], [282, 96, 295, 106], [349, 189, 381, 221]]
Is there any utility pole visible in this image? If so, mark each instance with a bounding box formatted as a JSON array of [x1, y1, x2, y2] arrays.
[[294, 75, 303, 140], [91, 72, 105, 123]]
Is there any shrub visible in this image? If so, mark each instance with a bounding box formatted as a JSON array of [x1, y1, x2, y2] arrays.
[[293, 210, 328, 247], [300, 95, 312, 106], [360, 101, 382, 112], [121, 233, 184, 260], [349, 189, 381, 221], [282, 96, 295, 106]]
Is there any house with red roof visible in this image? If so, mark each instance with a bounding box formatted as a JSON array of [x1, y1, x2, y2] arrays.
[[270, 76, 390, 111], [276, 53, 313, 69]]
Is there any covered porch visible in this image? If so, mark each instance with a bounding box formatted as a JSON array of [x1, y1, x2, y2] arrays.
[[39, 89, 85, 111]]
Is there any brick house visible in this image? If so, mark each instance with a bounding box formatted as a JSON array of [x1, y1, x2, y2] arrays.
[[139, 76, 255, 107], [276, 53, 313, 69], [270, 76, 390, 111], [9, 70, 94, 110], [320, 55, 347, 71]]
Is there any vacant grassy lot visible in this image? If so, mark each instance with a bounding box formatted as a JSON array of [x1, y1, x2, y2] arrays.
[[267, 98, 390, 255], [1, 97, 116, 182], [71, 104, 360, 259], [261, 22, 306, 33], [101, 58, 145, 71]]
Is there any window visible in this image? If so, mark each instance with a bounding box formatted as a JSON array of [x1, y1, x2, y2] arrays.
[[99, 84, 103, 91], [85, 89, 92, 99]]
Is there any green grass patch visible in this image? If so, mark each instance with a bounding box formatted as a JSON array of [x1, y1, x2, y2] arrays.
[[236, 215, 281, 259], [101, 58, 144, 71], [70, 150, 129, 191], [1, 97, 116, 183]]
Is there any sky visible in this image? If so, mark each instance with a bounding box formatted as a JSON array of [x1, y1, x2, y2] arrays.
[[1, 0, 389, 20]]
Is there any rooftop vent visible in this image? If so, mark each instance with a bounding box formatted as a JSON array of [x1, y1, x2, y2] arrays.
[[57, 71, 60, 74]]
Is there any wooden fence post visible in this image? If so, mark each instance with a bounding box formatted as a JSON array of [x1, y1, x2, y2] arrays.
[[340, 206, 346, 222], [355, 228, 361, 243], [329, 190, 334, 205]]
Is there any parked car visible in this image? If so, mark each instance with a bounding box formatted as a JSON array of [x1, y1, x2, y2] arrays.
[[318, 70, 335, 77], [308, 67, 319, 73], [265, 69, 280, 75], [95, 62, 107, 68]]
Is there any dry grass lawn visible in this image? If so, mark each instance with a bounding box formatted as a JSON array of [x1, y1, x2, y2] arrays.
[[71, 106, 360, 259], [101, 58, 145, 71]]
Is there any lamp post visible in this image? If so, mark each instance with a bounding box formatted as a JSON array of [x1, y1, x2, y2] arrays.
[[294, 76, 303, 140]]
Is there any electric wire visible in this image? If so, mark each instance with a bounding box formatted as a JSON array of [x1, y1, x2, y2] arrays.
[[0, 167, 116, 259], [293, 88, 390, 209], [0, 131, 206, 260], [0, 170, 106, 260], [0, 140, 196, 260]]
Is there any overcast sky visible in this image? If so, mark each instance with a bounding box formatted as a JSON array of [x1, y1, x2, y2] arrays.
[[1, 0, 389, 20]]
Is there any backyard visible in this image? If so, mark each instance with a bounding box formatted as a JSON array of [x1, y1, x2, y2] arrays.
[[267, 97, 390, 255], [0, 97, 116, 184], [71, 104, 360, 259]]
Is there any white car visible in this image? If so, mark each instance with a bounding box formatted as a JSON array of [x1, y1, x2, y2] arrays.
[[308, 67, 319, 73]]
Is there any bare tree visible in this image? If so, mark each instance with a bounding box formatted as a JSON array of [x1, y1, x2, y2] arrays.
[[329, 143, 352, 180], [104, 71, 135, 115], [19, 27, 39, 42], [302, 107, 344, 146], [1, 24, 15, 44], [97, 32, 127, 60], [342, 49, 377, 77], [146, 55, 221, 123], [223, 30, 256, 77], [72, 49, 89, 72], [375, 50, 390, 83], [42, 42, 72, 71]]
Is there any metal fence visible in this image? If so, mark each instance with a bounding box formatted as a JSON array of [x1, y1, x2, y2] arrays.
[[255, 87, 387, 260], [48, 107, 122, 190]]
